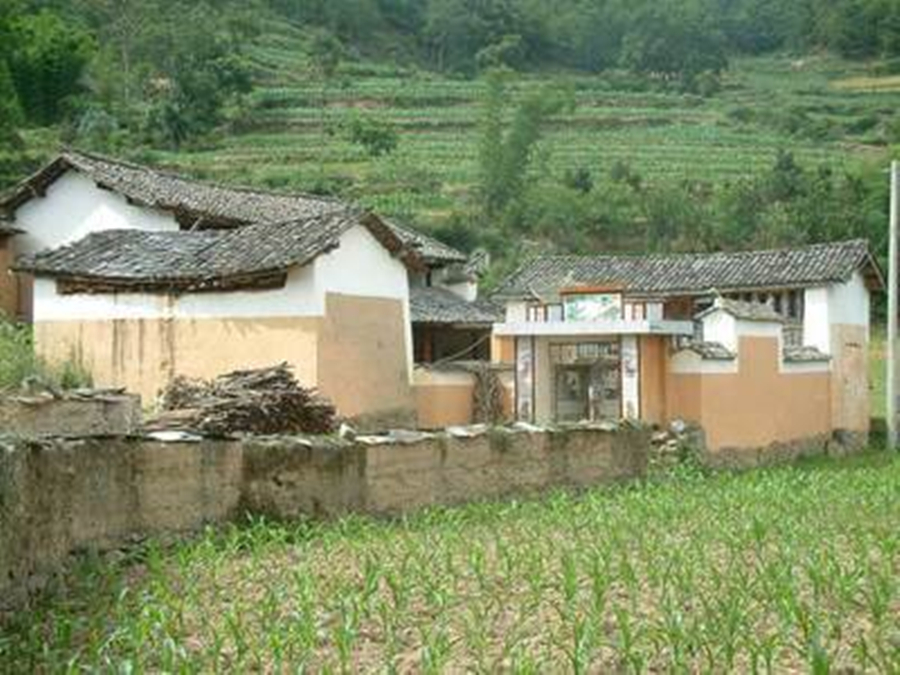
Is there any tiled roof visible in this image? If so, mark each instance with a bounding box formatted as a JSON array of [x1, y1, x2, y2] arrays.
[[0, 219, 20, 237], [0, 150, 467, 266], [1, 150, 343, 227], [784, 346, 831, 363], [410, 286, 502, 325], [16, 210, 409, 291], [385, 221, 468, 265], [494, 240, 882, 299], [684, 342, 736, 361], [697, 298, 784, 323]]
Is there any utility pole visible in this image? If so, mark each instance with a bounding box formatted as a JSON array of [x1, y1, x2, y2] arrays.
[[888, 160, 899, 450]]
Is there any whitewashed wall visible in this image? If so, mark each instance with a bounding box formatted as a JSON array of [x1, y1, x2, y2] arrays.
[[314, 225, 413, 377], [14, 172, 179, 256], [34, 225, 408, 321], [33, 224, 414, 382], [703, 311, 738, 352], [505, 301, 528, 323], [803, 272, 870, 354]]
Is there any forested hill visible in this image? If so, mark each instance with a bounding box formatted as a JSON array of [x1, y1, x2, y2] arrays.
[[270, 0, 900, 74], [1, 0, 900, 278]]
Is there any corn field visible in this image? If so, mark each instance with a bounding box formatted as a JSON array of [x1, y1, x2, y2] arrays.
[[2, 453, 898, 672]]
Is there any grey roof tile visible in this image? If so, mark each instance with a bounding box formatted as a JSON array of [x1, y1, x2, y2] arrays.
[[15, 211, 400, 290], [410, 286, 502, 325], [495, 240, 881, 298], [697, 298, 784, 323], [384, 220, 467, 265], [3, 150, 343, 226], [4, 150, 467, 266], [684, 342, 736, 361], [784, 346, 831, 363]]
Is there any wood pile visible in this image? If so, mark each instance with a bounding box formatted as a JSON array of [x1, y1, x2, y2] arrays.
[[472, 363, 507, 425], [149, 363, 337, 436]]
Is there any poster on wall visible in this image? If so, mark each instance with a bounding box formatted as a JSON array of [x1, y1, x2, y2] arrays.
[[516, 337, 534, 422], [564, 293, 622, 322], [621, 336, 640, 420]]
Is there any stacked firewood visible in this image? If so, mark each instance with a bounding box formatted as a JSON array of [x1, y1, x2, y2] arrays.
[[150, 363, 337, 436], [472, 362, 507, 425]]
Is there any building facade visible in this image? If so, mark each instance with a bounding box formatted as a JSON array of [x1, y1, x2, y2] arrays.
[[2, 151, 488, 428], [492, 242, 881, 451]]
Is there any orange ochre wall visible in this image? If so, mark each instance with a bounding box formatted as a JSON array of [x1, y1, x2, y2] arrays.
[[34, 293, 416, 421], [414, 370, 515, 429], [666, 336, 831, 451], [492, 336, 515, 364], [35, 316, 320, 405], [317, 293, 415, 419], [415, 382, 474, 429], [639, 336, 668, 425]]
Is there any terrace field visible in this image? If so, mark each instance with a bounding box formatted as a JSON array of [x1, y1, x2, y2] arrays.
[[2, 451, 898, 672], [25, 19, 900, 229]]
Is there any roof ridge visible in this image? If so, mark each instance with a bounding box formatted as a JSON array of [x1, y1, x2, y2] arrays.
[[529, 238, 870, 263], [62, 147, 349, 205]]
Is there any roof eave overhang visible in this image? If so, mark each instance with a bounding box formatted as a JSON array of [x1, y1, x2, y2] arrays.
[[360, 211, 427, 273], [34, 269, 291, 295]]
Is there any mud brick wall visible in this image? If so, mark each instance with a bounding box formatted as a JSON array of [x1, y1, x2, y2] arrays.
[[0, 394, 141, 438], [0, 426, 650, 608]]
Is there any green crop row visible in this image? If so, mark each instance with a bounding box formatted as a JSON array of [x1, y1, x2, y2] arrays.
[[2, 452, 898, 672]]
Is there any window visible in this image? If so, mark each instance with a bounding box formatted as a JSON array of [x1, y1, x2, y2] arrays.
[[526, 303, 563, 322]]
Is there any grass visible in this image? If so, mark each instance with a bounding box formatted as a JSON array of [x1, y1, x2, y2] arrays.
[[2, 452, 899, 672], [0, 320, 93, 391]]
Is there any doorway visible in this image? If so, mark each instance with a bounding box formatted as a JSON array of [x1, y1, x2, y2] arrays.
[[550, 341, 622, 423], [554, 365, 590, 422]]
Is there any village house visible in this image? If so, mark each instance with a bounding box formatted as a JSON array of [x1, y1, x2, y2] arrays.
[[0, 151, 882, 454], [491, 242, 882, 452], [0, 151, 496, 428]]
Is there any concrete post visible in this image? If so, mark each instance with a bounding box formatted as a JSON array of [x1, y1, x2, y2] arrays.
[[888, 161, 899, 450]]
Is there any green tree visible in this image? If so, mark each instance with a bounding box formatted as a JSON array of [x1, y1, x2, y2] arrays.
[[478, 70, 574, 217], [8, 10, 95, 125], [619, 3, 727, 86], [348, 113, 399, 157]]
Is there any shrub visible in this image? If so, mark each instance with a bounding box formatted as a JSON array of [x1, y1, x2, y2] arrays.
[[347, 114, 399, 157], [0, 319, 36, 390], [0, 319, 93, 391]]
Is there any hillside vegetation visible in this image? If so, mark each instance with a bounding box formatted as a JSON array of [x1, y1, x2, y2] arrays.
[[2, 2, 900, 275]]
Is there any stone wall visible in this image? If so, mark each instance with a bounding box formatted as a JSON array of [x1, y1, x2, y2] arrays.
[[0, 424, 649, 609]]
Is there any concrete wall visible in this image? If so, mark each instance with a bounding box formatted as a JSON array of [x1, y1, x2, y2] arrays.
[[0, 426, 650, 608]]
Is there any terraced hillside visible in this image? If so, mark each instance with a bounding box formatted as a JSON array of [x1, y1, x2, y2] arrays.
[[25, 19, 900, 226]]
